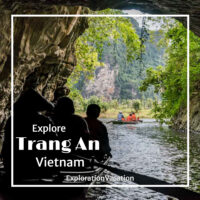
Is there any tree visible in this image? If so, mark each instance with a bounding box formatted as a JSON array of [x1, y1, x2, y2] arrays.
[[132, 100, 141, 113], [140, 19, 200, 123]]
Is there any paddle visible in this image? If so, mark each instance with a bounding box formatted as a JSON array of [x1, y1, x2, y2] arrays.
[[72, 154, 200, 200], [95, 162, 200, 200]]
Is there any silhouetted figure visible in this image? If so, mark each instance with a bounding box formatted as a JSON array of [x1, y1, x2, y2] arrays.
[[1, 92, 88, 200], [45, 87, 68, 118], [52, 97, 89, 152], [2, 89, 55, 182], [53, 87, 69, 103], [85, 104, 112, 160]]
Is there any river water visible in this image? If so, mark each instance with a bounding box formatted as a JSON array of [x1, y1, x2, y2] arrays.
[[86, 119, 200, 199]]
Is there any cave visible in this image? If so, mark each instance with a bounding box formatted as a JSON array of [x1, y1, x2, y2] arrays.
[[0, 0, 200, 152], [0, 1, 199, 199]]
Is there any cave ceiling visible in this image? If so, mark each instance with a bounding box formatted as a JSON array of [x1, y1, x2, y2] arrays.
[[2, 0, 200, 37]]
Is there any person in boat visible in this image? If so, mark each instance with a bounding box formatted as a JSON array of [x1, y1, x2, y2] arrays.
[[126, 114, 133, 121], [117, 112, 124, 121], [131, 112, 136, 121], [85, 104, 112, 160], [52, 97, 89, 153], [2, 89, 55, 181]]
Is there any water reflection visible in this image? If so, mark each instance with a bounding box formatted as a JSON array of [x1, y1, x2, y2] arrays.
[[86, 119, 198, 199]]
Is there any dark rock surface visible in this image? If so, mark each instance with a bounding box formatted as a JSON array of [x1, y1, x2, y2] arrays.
[[2, 0, 200, 36], [0, 3, 89, 152], [172, 94, 200, 133]]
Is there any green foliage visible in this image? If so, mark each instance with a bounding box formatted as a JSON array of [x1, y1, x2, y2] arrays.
[[151, 99, 165, 124], [67, 13, 200, 124], [71, 14, 165, 101], [74, 96, 153, 115], [140, 19, 200, 122], [81, 96, 109, 113], [68, 9, 141, 96], [190, 31, 200, 95], [98, 18, 165, 100], [68, 87, 84, 112], [146, 98, 154, 109], [88, 9, 141, 61], [132, 100, 141, 113], [78, 20, 163, 101], [108, 99, 119, 108], [140, 66, 165, 93]]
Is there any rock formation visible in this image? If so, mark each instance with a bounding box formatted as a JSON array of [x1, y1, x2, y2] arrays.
[[173, 92, 200, 133], [82, 64, 119, 100], [2, 0, 200, 37], [0, 3, 89, 152]]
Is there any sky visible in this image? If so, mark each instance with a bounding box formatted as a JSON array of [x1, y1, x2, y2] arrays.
[[123, 9, 165, 30]]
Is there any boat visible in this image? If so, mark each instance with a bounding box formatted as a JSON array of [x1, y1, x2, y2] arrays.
[[108, 120, 143, 124]]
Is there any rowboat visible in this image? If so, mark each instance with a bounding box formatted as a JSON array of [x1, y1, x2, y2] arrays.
[[108, 120, 143, 124]]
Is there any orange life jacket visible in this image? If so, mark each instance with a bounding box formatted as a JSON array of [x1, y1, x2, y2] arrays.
[[131, 114, 136, 121], [122, 117, 125, 121], [126, 115, 132, 121]]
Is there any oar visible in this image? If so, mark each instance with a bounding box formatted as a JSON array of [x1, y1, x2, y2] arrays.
[[95, 162, 200, 200], [72, 154, 200, 200]]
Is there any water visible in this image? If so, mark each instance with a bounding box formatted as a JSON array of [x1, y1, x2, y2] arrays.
[[86, 119, 200, 199]]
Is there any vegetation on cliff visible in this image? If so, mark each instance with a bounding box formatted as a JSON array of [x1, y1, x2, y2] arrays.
[[140, 19, 200, 123], [97, 18, 165, 100], [68, 11, 199, 123], [68, 9, 141, 100], [73, 15, 165, 101]]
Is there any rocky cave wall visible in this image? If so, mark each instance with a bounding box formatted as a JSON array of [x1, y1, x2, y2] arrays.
[[0, 2, 89, 152], [2, 0, 200, 37]]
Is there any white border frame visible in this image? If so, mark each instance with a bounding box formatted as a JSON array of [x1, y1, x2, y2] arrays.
[[11, 14, 190, 188]]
